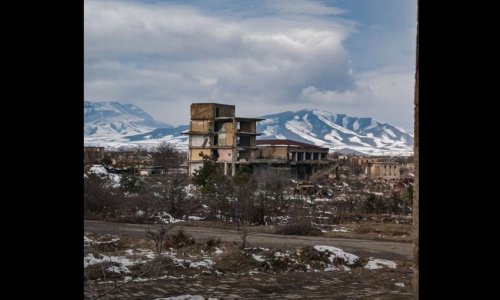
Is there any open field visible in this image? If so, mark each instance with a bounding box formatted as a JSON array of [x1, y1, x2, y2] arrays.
[[84, 220, 414, 299]]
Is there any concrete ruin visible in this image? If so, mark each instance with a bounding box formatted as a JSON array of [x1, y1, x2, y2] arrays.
[[253, 139, 330, 179], [185, 103, 263, 176], [185, 103, 332, 179], [84, 147, 104, 165]]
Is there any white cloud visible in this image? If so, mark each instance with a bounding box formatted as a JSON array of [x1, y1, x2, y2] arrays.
[[84, 0, 415, 129], [297, 67, 414, 128], [263, 0, 346, 16]]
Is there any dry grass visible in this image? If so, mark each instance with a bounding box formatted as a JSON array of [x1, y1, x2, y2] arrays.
[[178, 218, 411, 242], [275, 222, 322, 236], [205, 236, 222, 249], [214, 248, 262, 273], [355, 223, 411, 236], [320, 222, 412, 242]]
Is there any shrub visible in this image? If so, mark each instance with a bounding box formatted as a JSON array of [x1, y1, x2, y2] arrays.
[[354, 224, 372, 234], [84, 262, 123, 281], [205, 236, 222, 249], [350, 257, 369, 269], [146, 225, 171, 255], [215, 249, 261, 273], [296, 246, 330, 269], [332, 256, 347, 267], [165, 228, 195, 249], [269, 256, 293, 271]]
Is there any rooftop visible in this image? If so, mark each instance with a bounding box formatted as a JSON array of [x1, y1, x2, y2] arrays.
[[256, 139, 327, 149]]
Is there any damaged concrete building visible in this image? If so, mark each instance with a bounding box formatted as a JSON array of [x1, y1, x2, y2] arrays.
[[84, 146, 104, 165], [365, 159, 401, 179], [253, 140, 330, 179], [185, 103, 263, 176], [185, 103, 331, 179]]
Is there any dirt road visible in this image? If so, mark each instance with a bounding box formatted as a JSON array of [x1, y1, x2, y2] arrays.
[[84, 220, 413, 261]]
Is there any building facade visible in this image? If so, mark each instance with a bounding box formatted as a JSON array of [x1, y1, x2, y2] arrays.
[[84, 147, 104, 165], [365, 162, 401, 179], [185, 103, 263, 176], [253, 140, 330, 179], [185, 103, 333, 179]]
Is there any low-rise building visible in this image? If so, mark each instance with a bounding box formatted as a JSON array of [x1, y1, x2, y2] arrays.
[[84, 147, 104, 165], [366, 162, 401, 179], [252, 139, 330, 179]]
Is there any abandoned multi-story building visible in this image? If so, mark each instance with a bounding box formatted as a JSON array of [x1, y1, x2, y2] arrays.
[[185, 103, 263, 176], [84, 146, 104, 165], [185, 103, 331, 179]]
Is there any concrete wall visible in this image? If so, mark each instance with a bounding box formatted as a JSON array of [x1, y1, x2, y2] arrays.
[[190, 135, 210, 147], [190, 120, 211, 133], [191, 103, 235, 119], [369, 164, 401, 179], [256, 146, 288, 159], [84, 147, 104, 164], [216, 122, 235, 146], [217, 149, 233, 162], [190, 149, 209, 161]]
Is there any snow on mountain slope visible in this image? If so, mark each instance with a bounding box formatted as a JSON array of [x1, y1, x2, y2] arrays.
[[84, 102, 413, 155], [257, 110, 413, 155], [84, 101, 171, 136]]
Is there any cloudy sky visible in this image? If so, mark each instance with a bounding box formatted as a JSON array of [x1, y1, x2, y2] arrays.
[[84, 0, 417, 129]]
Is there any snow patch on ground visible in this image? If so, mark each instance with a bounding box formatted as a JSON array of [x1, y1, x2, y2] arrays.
[[364, 258, 397, 269], [88, 164, 107, 175], [314, 245, 358, 265], [84, 253, 134, 273], [87, 164, 121, 187], [314, 245, 396, 270], [331, 226, 350, 232], [252, 254, 266, 262], [156, 212, 184, 224], [189, 259, 215, 269]]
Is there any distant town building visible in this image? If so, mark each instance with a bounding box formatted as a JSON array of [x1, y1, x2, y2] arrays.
[[365, 162, 401, 179], [84, 147, 104, 165], [106, 151, 152, 168]]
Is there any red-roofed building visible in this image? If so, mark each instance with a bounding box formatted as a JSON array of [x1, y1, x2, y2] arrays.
[[253, 139, 330, 179]]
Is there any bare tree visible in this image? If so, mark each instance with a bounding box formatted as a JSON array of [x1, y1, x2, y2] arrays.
[[153, 142, 184, 174], [146, 225, 172, 256]]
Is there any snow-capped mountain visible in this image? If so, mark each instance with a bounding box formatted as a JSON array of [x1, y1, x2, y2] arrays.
[[257, 110, 413, 155], [84, 101, 171, 136], [84, 102, 413, 155]]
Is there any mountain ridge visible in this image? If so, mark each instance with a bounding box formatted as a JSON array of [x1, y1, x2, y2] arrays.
[[84, 101, 413, 155], [84, 101, 171, 136]]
